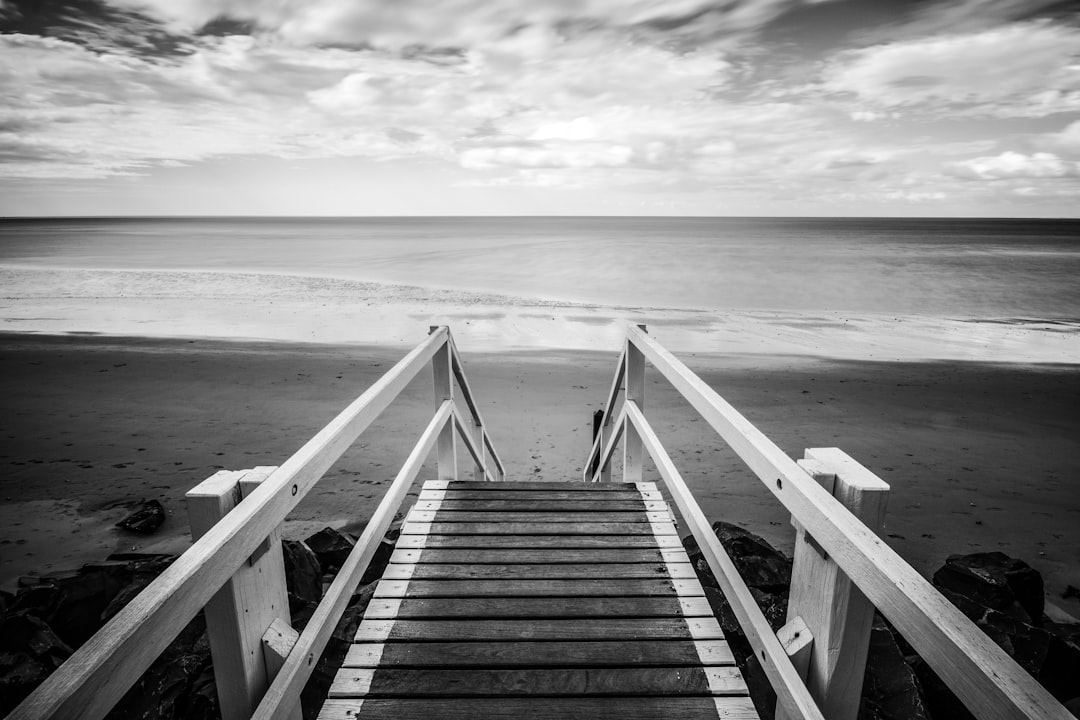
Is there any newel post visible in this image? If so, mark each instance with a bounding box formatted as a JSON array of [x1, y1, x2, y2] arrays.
[[186, 467, 299, 720], [622, 325, 646, 483], [778, 448, 890, 720], [430, 326, 457, 481]]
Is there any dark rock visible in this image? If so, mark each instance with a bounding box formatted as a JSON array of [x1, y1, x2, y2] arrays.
[[1042, 622, 1080, 702], [1064, 585, 1079, 601], [936, 586, 1051, 676], [115, 500, 166, 535], [11, 564, 132, 648], [304, 527, 355, 574], [101, 555, 176, 622], [912, 656, 976, 720], [282, 539, 322, 627], [743, 652, 777, 720], [933, 552, 1044, 624], [184, 663, 219, 720], [684, 521, 792, 593], [0, 613, 72, 714], [858, 615, 931, 720], [301, 581, 378, 720], [360, 528, 401, 586]]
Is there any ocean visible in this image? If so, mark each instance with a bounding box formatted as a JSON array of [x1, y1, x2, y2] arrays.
[[1, 216, 1079, 359]]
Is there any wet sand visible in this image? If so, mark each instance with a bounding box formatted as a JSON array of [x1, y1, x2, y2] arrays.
[[0, 332, 1077, 617]]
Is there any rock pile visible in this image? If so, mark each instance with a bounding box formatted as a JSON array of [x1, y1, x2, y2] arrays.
[[683, 524, 1080, 720]]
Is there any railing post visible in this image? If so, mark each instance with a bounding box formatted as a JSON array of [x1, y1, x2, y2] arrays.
[[186, 467, 296, 720], [779, 448, 890, 720], [430, 326, 457, 481], [622, 325, 646, 483], [472, 424, 486, 481]]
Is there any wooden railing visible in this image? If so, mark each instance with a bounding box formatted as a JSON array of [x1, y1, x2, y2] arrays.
[[584, 324, 1070, 720], [9, 326, 504, 720]]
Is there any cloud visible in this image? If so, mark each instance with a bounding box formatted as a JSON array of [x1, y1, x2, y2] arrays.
[[822, 22, 1080, 117], [945, 151, 1076, 180]]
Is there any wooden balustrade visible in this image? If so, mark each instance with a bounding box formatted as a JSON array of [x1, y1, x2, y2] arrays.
[[8, 326, 504, 720], [586, 324, 1070, 720]]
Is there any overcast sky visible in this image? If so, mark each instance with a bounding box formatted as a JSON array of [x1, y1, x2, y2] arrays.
[[1, 0, 1078, 217]]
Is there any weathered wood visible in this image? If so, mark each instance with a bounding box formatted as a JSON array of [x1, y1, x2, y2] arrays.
[[342, 639, 734, 668], [319, 697, 759, 720], [425, 480, 657, 491], [447, 331, 504, 480], [588, 345, 625, 483], [450, 404, 496, 483], [625, 401, 826, 720], [329, 666, 747, 697], [777, 616, 813, 686], [779, 449, 890, 720], [389, 548, 690, 565], [354, 617, 725, 642], [404, 510, 671, 524], [381, 562, 696, 581], [410, 499, 661, 511], [373, 578, 706, 598], [418, 490, 664, 501], [252, 402, 454, 720], [186, 466, 290, 720], [623, 330, 646, 483], [626, 324, 1069, 720], [430, 330, 457, 482], [360, 596, 714, 619], [400, 521, 676, 535], [394, 534, 681, 549], [260, 619, 301, 720], [9, 328, 451, 720]]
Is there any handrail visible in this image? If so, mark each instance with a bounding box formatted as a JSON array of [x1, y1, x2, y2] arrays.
[[252, 400, 453, 720], [583, 345, 625, 481], [625, 400, 825, 720], [10, 326, 504, 720], [588, 324, 1070, 720], [447, 333, 505, 480]]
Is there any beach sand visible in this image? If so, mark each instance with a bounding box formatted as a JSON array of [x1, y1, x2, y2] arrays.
[[1, 332, 1077, 617]]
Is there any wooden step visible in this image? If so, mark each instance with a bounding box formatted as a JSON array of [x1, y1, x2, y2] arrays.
[[373, 578, 705, 598], [320, 697, 759, 720], [394, 534, 682, 549], [381, 563, 697, 581], [353, 617, 725, 642], [400, 522, 676, 535], [388, 548, 690, 564], [360, 596, 714, 619]]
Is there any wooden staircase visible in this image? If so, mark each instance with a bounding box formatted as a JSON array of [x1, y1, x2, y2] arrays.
[[319, 479, 759, 719]]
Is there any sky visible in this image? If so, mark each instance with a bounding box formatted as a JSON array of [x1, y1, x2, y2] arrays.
[[1, 0, 1079, 217]]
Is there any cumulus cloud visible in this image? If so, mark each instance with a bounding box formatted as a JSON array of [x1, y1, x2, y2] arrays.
[[946, 151, 1076, 180], [822, 22, 1080, 117]]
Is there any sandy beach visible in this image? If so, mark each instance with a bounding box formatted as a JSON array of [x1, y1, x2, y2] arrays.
[[2, 332, 1077, 618]]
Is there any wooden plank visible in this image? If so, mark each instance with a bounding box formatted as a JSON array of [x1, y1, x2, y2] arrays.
[[373, 578, 706, 598], [389, 548, 690, 565], [404, 510, 671, 524], [354, 617, 725, 642], [260, 619, 301, 720], [447, 331, 504, 480], [418, 490, 664, 501], [780, 449, 889, 720], [360, 596, 714, 619], [626, 325, 1068, 720], [186, 467, 290, 720], [319, 697, 759, 720], [430, 332, 457, 482], [424, 480, 657, 491], [329, 667, 746, 698], [410, 499, 664, 511], [9, 328, 451, 720], [342, 639, 735, 668], [394, 534, 682, 549], [400, 522, 675, 535], [623, 331, 646, 483], [381, 563, 696, 580]]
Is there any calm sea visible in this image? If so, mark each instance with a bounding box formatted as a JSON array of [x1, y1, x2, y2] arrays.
[[1, 216, 1078, 317]]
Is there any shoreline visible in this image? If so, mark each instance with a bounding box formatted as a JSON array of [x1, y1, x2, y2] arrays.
[[1, 332, 1077, 618]]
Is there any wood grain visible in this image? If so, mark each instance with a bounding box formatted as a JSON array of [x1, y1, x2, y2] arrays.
[[381, 563, 695, 580], [319, 697, 759, 720], [360, 596, 714, 619], [400, 522, 675, 535], [394, 534, 679, 549], [388, 548, 689, 565], [353, 618, 724, 642], [373, 578, 705, 598]]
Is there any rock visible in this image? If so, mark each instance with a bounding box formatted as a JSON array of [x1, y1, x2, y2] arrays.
[[360, 528, 401, 586], [11, 564, 132, 648], [115, 500, 166, 535], [304, 527, 355, 574], [282, 539, 322, 627], [1042, 622, 1080, 703], [911, 656, 976, 720], [684, 521, 791, 593], [100, 555, 177, 622], [858, 615, 931, 720], [933, 552, 1044, 624], [0, 612, 72, 714], [301, 581, 377, 720]]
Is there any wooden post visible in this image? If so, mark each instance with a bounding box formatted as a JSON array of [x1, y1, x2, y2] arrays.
[[589, 409, 604, 478], [186, 467, 295, 720], [472, 424, 486, 481], [778, 448, 890, 720], [430, 326, 457, 481], [623, 326, 646, 483]]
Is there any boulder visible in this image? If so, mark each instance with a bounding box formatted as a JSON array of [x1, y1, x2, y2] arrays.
[[100, 555, 177, 622], [858, 615, 931, 720], [0, 612, 72, 713], [11, 563, 132, 648], [115, 500, 166, 535], [282, 539, 322, 629], [1042, 621, 1080, 703], [684, 522, 792, 593], [933, 552, 1043, 624], [304, 527, 355, 574]]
